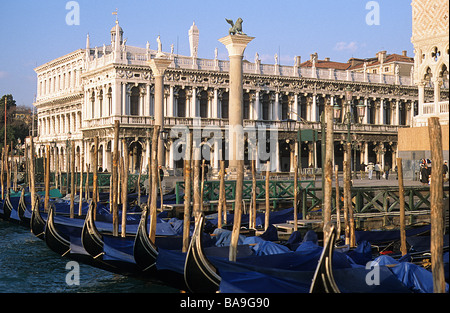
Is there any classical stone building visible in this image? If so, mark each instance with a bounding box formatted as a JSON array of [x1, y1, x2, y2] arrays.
[[397, 0, 449, 176], [411, 0, 449, 126], [33, 20, 448, 176]]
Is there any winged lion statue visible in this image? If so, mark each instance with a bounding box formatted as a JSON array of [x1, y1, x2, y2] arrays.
[[225, 18, 246, 35]]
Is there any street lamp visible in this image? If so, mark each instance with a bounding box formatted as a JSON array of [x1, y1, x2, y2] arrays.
[[160, 129, 169, 141], [356, 100, 366, 124], [333, 87, 366, 178]]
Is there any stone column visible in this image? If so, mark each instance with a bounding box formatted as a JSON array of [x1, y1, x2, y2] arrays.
[[311, 94, 317, 122], [364, 142, 369, 165], [434, 78, 442, 114], [191, 87, 197, 117], [219, 34, 254, 172], [149, 56, 172, 166], [418, 81, 425, 116], [213, 88, 219, 118], [274, 92, 280, 120], [254, 90, 261, 120], [395, 100, 400, 125], [379, 99, 384, 125], [363, 98, 368, 124], [122, 83, 126, 116], [293, 94, 299, 120]]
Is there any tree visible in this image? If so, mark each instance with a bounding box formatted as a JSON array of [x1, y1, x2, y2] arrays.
[[0, 94, 30, 149]]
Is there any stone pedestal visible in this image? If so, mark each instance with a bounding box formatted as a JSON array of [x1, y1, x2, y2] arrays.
[[219, 34, 254, 172], [149, 57, 172, 166]]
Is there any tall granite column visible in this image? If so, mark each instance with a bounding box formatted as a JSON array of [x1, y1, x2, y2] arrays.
[[149, 57, 172, 166], [219, 32, 254, 262], [219, 34, 254, 172]]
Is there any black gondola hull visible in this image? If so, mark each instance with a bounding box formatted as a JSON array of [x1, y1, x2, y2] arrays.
[[309, 223, 340, 293], [81, 202, 104, 259], [45, 205, 71, 256], [133, 209, 158, 272], [184, 214, 221, 293], [30, 198, 46, 240]]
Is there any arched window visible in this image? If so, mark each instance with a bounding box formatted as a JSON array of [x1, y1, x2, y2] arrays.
[[317, 96, 325, 120], [177, 89, 186, 117], [99, 89, 103, 118], [299, 96, 307, 120], [383, 100, 391, 125], [281, 94, 288, 120], [439, 64, 448, 80], [107, 87, 112, 116], [199, 90, 208, 118], [130, 86, 139, 116], [243, 93, 250, 119], [424, 67, 433, 81], [367, 100, 376, 124], [221, 92, 229, 119], [262, 93, 269, 120], [90, 91, 95, 118]]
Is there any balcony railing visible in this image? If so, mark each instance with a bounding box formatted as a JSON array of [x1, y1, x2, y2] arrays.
[[84, 49, 418, 87], [421, 101, 449, 115], [81, 115, 403, 134]]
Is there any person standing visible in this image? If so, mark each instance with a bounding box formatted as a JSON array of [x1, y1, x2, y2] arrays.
[[443, 161, 448, 182], [420, 163, 429, 185], [367, 162, 374, 180], [375, 163, 381, 180], [360, 162, 366, 180], [384, 163, 390, 180]]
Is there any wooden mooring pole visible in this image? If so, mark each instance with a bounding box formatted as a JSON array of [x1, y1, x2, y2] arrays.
[[182, 133, 192, 253], [6, 145, 10, 198], [397, 158, 407, 256], [229, 159, 244, 262], [112, 120, 120, 237], [78, 153, 84, 216], [218, 160, 225, 229], [92, 137, 98, 218], [182, 158, 191, 253], [70, 141, 76, 218], [293, 154, 298, 232], [323, 105, 333, 239], [121, 139, 129, 238], [265, 161, 270, 231], [428, 117, 445, 293], [1, 147, 4, 200], [335, 165, 341, 237], [44, 145, 50, 212], [28, 137, 36, 214], [251, 159, 257, 230], [149, 125, 160, 243], [343, 160, 350, 246]]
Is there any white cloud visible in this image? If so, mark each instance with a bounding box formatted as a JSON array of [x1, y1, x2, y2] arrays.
[[334, 41, 358, 53], [0, 71, 9, 79]]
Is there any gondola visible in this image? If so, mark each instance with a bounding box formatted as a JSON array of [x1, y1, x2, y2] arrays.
[[133, 207, 158, 272], [81, 201, 104, 259], [30, 197, 46, 239], [0, 193, 13, 221], [45, 204, 71, 257], [309, 223, 340, 293], [184, 213, 221, 293], [18, 187, 30, 224]]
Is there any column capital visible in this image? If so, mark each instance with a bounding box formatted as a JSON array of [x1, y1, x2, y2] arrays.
[[218, 34, 255, 57], [148, 57, 172, 77]]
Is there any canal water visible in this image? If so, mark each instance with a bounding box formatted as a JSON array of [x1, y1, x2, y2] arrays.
[[0, 220, 178, 293]]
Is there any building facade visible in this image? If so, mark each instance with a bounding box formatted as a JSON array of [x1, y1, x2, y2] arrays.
[[397, 0, 449, 175], [411, 0, 449, 126], [33, 20, 448, 176]]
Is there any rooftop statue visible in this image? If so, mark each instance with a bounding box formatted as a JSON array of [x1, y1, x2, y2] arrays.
[[225, 18, 246, 35]]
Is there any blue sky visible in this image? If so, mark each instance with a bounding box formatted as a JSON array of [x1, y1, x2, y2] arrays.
[[0, 0, 413, 107]]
